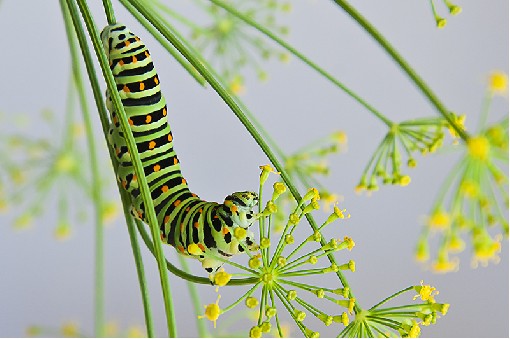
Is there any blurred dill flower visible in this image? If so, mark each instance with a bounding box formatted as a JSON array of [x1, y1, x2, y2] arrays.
[[26, 325, 42, 337], [61, 321, 80, 337], [26, 320, 145, 338], [0, 109, 118, 236], [429, 0, 462, 28], [356, 116, 455, 194], [488, 71, 508, 96], [270, 131, 347, 228], [199, 165, 357, 337], [417, 72, 508, 271], [339, 282, 449, 337], [153, 0, 291, 91]]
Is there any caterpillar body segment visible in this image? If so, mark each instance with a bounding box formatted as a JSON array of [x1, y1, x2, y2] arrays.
[[101, 23, 258, 277]]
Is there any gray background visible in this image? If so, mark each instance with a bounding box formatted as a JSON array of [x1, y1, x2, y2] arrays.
[[0, 0, 508, 337]]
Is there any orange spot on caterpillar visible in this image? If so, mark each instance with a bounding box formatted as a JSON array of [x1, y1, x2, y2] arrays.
[[113, 116, 118, 125], [132, 55, 138, 63], [174, 200, 181, 207], [139, 82, 145, 91], [148, 141, 156, 149], [122, 180, 127, 188], [214, 215, 219, 219], [168, 134, 173, 142], [194, 222, 199, 229], [160, 233, 165, 241], [154, 76, 159, 85], [145, 115, 152, 123], [128, 118, 134, 125], [230, 205, 238, 213], [119, 59, 125, 66], [132, 174, 137, 181], [173, 157, 178, 165], [138, 211, 143, 219], [198, 208, 203, 213], [162, 108, 167, 116], [185, 207, 191, 212], [198, 244, 205, 252], [222, 227, 229, 235], [161, 185, 169, 193], [180, 223, 185, 231], [164, 215, 170, 224], [123, 84, 130, 92], [145, 51, 150, 58], [192, 193, 198, 197], [153, 164, 161, 172], [182, 178, 187, 185], [115, 147, 121, 155], [135, 36, 140, 41], [124, 40, 130, 47], [177, 245, 185, 254]]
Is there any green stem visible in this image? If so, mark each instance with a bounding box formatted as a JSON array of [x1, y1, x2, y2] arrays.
[[101, 0, 116, 25], [332, 0, 469, 141], [210, 0, 393, 127], [62, 1, 157, 336], [62, 0, 154, 337], [60, 2, 105, 335], [177, 255, 209, 337], [122, 191, 155, 337], [368, 286, 414, 311], [70, 0, 177, 336]]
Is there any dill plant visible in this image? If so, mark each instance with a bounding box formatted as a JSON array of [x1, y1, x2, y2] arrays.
[[0, 0, 507, 338]]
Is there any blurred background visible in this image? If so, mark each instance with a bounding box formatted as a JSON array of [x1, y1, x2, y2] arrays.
[[0, 0, 508, 337]]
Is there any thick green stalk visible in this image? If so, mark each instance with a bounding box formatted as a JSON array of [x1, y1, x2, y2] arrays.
[[62, 1, 158, 337], [332, 0, 469, 141], [210, 0, 393, 127], [71, 0, 177, 336], [124, 0, 359, 312], [60, 1, 105, 335]]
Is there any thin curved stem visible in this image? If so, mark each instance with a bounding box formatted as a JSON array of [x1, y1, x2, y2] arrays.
[[102, 0, 116, 25], [176, 255, 209, 337], [209, 0, 394, 127], [332, 0, 469, 141]]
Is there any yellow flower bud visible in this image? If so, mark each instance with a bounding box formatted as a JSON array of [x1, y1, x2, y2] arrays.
[[245, 297, 259, 309]]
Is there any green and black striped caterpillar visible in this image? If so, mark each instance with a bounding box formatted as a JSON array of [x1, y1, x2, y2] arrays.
[[101, 23, 258, 278]]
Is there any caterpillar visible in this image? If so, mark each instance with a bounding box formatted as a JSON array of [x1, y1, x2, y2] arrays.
[[101, 23, 258, 279]]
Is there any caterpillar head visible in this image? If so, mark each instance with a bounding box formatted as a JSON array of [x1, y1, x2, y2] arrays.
[[100, 23, 133, 58], [223, 191, 258, 229]]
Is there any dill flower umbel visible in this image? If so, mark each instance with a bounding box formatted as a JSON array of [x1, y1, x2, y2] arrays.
[[198, 165, 357, 337], [356, 116, 455, 194], [274, 130, 347, 225], [152, 0, 291, 90], [340, 282, 449, 337], [418, 72, 508, 271], [197, 165, 448, 337], [0, 109, 113, 237]]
